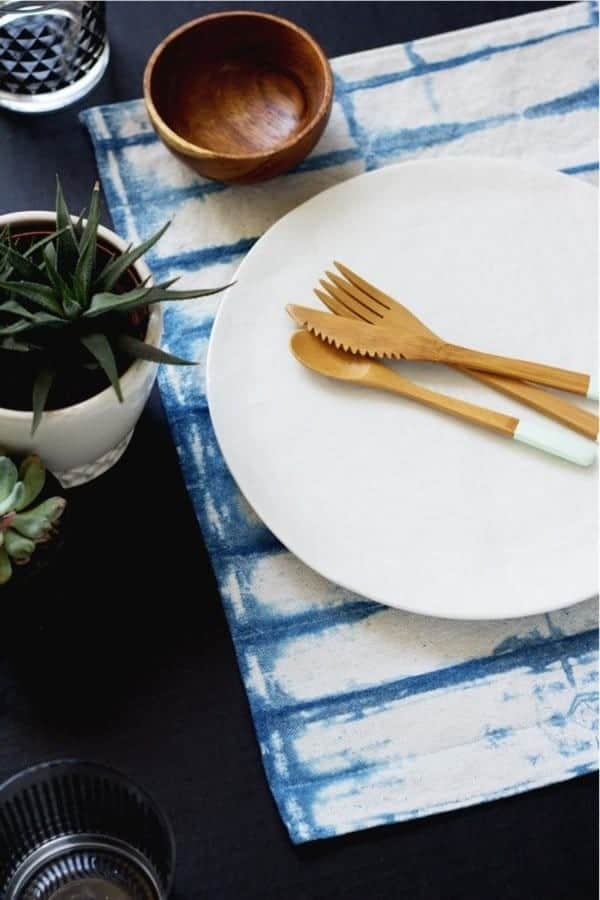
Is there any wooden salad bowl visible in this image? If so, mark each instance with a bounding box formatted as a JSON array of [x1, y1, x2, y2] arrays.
[[143, 11, 334, 184]]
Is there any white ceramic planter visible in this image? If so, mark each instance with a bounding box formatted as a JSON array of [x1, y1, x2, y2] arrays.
[[0, 211, 162, 487]]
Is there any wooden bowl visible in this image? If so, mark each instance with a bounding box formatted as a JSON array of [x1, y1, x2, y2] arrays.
[[143, 11, 334, 184]]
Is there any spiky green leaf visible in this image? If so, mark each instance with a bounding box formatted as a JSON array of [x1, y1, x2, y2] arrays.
[[21, 227, 63, 258], [0, 308, 63, 336], [0, 279, 62, 315], [17, 455, 46, 509], [93, 221, 170, 293], [42, 243, 69, 298], [85, 284, 154, 317], [85, 279, 231, 318], [2, 244, 46, 284], [0, 319, 32, 337], [117, 333, 196, 365], [0, 298, 62, 323], [55, 176, 79, 276], [31, 368, 55, 436], [61, 288, 82, 320], [147, 282, 233, 301], [75, 182, 100, 301], [80, 333, 123, 401], [0, 335, 40, 352]]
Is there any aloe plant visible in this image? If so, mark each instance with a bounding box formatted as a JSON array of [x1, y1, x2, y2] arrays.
[[0, 454, 65, 585], [0, 178, 229, 433]]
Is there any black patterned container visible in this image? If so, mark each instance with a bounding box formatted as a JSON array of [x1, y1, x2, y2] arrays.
[[0, 1, 109, 112], [0, 761, 176, 899]]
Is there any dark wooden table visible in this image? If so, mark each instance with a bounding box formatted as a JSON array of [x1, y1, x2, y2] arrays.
[[1, 3, 597, 899]]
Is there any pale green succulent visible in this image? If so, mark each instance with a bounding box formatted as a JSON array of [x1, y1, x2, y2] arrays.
[[0, 454, 66, 585]]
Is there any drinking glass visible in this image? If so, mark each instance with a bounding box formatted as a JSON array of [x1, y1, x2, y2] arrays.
[[0, 760, 176, 899], [0, 1, 109, 112]]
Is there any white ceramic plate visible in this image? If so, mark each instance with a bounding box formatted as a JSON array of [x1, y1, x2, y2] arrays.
[[206, 158, 598, 620]]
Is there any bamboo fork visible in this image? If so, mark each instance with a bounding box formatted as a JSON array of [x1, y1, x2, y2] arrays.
[[313, 262, 599, 439]]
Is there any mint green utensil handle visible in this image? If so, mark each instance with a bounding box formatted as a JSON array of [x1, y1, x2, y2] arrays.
[[513, 420, 597, 466]]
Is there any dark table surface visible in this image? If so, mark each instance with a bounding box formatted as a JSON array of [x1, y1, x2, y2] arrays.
[[0, 3, 597, 899]]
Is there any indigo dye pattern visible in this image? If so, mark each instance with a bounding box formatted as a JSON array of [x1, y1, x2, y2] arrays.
[[82, 3, 599, 843]]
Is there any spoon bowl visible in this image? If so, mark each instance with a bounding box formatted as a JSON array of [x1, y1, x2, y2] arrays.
[[290, 330, 372, 380]]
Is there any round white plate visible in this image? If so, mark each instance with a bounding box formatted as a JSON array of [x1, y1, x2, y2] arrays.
[[206, 158, 597, 620]]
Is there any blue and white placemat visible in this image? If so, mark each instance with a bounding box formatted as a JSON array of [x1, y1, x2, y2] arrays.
[[82, 3, 599, 843]]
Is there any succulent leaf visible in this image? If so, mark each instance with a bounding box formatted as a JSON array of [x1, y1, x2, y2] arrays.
[[0, 546, 12, 584], [10, 498, 65, 542], [2, 244, 47, 284], [0, 454, 65, 584], [0, 457, 18, 502], [55, 176, 79, 276], [61, 287, 82, 320], [0, 310, 62, 336], [80, 333, 123, 401], [0, 179, 230, 431], [22, 227, 68, 259], [86, 284, 155, 317], [0, 279, 62, 315], [29, 496, 66, 524], [0, 482, 24, 517], [3, 528, 34, 563], [0, 512, 15, 531], [0, 336, 41, 352], [92, 221, 170, 293], [42, 243, 70, 298], [117, 333, 195, 365], [31, 368, 55, 436], [17, 455, 46, 509], [74, 182, 100, 301]]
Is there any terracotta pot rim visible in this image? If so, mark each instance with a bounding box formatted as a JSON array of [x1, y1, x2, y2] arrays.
[[0, 210, 162, 423], [143, 9, 334, 162]]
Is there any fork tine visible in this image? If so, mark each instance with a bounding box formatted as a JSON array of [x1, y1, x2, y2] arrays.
[[333, 261, 392, 310], [319, 277, 381, 324], [323, 271, 385, 321], [314, 287, 364, 320]]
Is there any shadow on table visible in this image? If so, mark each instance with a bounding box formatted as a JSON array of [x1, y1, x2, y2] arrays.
[[1, 388, 226, 731]]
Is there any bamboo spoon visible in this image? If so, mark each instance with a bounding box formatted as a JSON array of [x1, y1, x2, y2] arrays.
[[315, 262, 599, 440], [289, 330, 597, 467]]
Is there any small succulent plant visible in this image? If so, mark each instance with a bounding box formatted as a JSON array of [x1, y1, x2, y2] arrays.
[[0, 454, 65, 585], [0, 178, 228, 432]]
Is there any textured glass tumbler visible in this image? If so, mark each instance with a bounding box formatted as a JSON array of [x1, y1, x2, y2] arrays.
[[0, 1, 109, 112], [0, 761, 176, 899]]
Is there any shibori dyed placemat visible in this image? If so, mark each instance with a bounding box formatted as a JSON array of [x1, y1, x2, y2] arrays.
[[82, 3, 599, 843]]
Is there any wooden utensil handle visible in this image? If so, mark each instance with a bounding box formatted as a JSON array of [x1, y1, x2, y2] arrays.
[[371, 366, 518, 435], [459, 369, 599, 439], [443, 344, 592, 396], [370, 366, 596, 465]]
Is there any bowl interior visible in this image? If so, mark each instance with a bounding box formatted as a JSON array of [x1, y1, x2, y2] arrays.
[[148, 14, 330, 156]]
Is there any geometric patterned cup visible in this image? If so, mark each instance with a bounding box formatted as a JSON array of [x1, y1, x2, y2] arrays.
[[0, 0, 109, 113]]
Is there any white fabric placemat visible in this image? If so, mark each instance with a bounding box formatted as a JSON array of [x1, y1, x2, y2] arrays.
[[82, 2, 599, 843]]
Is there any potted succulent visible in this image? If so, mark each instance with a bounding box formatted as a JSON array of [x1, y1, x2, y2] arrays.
[[0, 180, 227, 486], [0, 452, 66, 586]]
